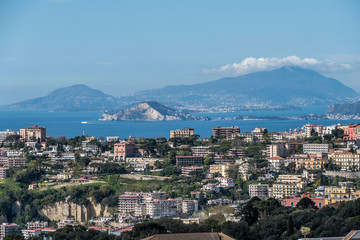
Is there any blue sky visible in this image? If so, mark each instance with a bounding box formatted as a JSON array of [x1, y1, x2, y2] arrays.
[[0, 0, 359, 104]]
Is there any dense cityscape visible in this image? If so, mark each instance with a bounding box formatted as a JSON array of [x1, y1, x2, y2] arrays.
[[0, 123, 360, 239]]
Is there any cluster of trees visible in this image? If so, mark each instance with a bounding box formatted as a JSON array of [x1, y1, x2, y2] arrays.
[[17, 198, 360, 240]]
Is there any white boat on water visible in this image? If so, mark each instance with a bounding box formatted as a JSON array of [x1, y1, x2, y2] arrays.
[[81, 121, 88, 124]]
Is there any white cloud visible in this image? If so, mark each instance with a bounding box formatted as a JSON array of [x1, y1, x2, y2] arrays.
[[203, 56, 352, 76]]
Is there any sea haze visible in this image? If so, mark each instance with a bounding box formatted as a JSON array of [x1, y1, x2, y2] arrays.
[[0, 107, 355, 139]]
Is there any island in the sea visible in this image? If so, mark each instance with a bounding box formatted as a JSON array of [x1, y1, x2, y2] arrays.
[[99, 101, 209, 121]]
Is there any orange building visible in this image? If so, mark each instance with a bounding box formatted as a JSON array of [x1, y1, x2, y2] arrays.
[[344, 124, 360, 141], [114, 141, 136, 162]]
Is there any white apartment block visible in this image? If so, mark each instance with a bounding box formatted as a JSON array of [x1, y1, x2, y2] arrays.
[[267, 144, 286, 158], [146, 199, 183, 218], [26, 221, 48, 229], [0, 130, 18, 143], [249, 184, 269, 199], [304, 124, 324, 137], [0, 223, 19, 239], [191, 146, 212, 157], [182, 200, 199, 214], [268, 157, 285, 172], [215, 177, 235, 188], [303, 144, 333, 154]]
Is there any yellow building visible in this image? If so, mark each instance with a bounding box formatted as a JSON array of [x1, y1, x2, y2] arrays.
[[170, 128, 194, 138], [272, 182, 304, 199], [209, 164, 238, 177], [324, 186, 360, 204]]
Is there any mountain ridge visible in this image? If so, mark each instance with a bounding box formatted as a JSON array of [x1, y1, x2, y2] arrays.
[[123, 66, 359, 111], [3, 84, 123, 111], [2, 67, 359, 112]]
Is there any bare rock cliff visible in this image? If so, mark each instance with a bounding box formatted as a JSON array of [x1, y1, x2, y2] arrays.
[[39, 199, 110, 222]]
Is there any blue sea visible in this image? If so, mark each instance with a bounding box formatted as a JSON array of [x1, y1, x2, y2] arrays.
[[0, 106, 357, 139]]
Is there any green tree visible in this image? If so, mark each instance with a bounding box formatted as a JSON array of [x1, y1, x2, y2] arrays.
[[296, 197, 316, 209]]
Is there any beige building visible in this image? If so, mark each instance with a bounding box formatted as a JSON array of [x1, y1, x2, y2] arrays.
[[267, 144, 286, 158], [170, 128, 194, 138], [329, 152, 360, 171], [272, 182, 304, 199], [20, 125, 46, 142]]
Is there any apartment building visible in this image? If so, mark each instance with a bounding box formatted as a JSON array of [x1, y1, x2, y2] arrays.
[[304, 124, 324, 138], [191, 146, 212, 157], [114, 141, 136, 162], [212, 126, 240, 139], [303, 144, 333, 154], [0, 223, 19, 239], [215, 177, 235, 188], [170, 128, 194, 138], [344, 124, 360, 141], [0, 168, 9, 180], [237, 132, 264, 143], [146, 199, 183, 218], [176, 156, 204, 166], [26, 221, 48, 229], [267, 144, 286, 158], [182, 200, 199, 214], [20, 125, 46, 142], [268, 157, 285, 172], [249, 184, 269, 199], [181, 166, 203, 176], [329, 152, 360, 171], [0, 130, 18, 143], [0, 158, 26, 168], [291, 154, 323, 170], [57, 220, 83, 228], [118, 193, 143, 213], [272, 182, 303, 199]]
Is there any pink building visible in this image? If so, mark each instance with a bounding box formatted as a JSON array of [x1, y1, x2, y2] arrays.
[[114, 141, 136, 162], [282, 193, 325, 208], [344, 124, 360, 141]]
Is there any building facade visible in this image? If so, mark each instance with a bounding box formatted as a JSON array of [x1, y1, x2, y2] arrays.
[[170, 128, 194, 138], [20, 125, 46, 142], [212, 126, 240, 139]]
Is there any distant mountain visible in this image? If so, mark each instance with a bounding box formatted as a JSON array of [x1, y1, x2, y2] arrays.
[[3, 84, 123, 111], [123, 66, 359, 111], [327, 101, 360, 116], [99, 101, 207, 121]]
